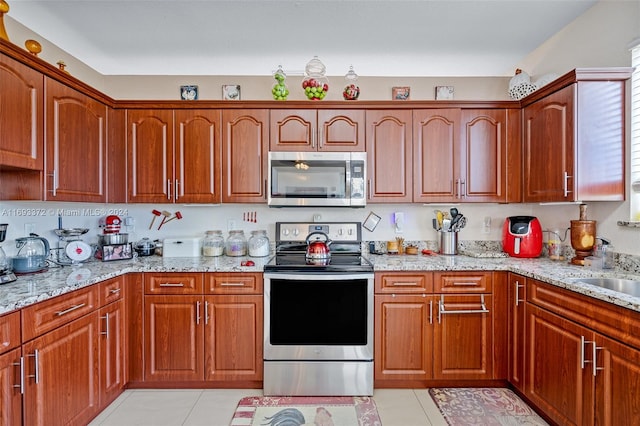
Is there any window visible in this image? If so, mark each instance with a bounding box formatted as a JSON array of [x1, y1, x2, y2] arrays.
[[630, 39, 640, 220]]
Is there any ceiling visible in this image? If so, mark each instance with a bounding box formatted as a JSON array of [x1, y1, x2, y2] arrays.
[[7, 0, 598, 77]]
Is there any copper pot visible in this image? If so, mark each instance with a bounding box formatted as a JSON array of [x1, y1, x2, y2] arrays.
[[305, 231, 332, 261]]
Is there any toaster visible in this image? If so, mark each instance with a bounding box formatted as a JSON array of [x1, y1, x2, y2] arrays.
[[502, 216, 543, 258]]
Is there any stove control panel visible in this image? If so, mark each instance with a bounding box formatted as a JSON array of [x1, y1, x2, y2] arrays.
[[276, 222, 361, 242]]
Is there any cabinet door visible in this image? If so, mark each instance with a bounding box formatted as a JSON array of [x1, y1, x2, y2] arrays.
[[413, 109, 460, 202], [525, 304, 594, 426], [460, 109, 508, 202], [366, 110, 413, 202], [318, 110, 365, 151], [144, 295, 204, 381], [204, 295, 263, 382], [222, 109, 268, 203], [270, 110, 315, 151], [175, 109, 222, 203], [23, 312, 100, 426], [0, 54, 43, 170], [45, 78, 107, 202], [594, 334, 640, 426], [374, 294, 433, 382], [0, 348, 22, 426], [99, 300, 125, 408], [127, 109, 174, 203], [433, 294, 493, 380], [507, 274, 526, 392], [523, 85, 574, 202]]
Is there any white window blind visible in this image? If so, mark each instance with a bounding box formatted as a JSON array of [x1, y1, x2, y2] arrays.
[[630, 41, 640, 220]]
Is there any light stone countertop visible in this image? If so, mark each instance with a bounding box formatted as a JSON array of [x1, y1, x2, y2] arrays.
[[1, 252, 640, 315]]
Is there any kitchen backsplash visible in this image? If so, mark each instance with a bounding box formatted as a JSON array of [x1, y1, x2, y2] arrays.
[[0, 200, 635, 258]]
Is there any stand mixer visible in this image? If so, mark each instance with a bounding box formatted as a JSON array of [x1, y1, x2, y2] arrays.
[[0, 224, 17, 284]]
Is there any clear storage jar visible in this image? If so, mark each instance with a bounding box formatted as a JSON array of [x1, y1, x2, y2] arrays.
[[225, 230, 247, 257], [202, 230, 224, 257], [248, 230, 270, 257]]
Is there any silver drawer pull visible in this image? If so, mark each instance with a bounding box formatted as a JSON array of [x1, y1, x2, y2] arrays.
[[392, 282, 419, 286], [159, 283, 185, 287], [12, 357, 24, 394], [56, 303, 86, 316], [438, 294, 489, 323], [101, 313, 110, 337], [451, 282, 478, 286], [219, 282, 245, 287], [28, 350, 39, 384], [109, 288, 121, 294]]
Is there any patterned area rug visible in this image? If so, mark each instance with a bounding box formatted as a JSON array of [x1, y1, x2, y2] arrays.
[[429, 388, 549, 425], [230, 396, 382, 426]]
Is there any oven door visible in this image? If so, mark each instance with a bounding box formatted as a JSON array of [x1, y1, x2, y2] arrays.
[[263, 272, 374, 361]]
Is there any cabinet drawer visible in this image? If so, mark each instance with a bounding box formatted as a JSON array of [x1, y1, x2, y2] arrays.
[[434, 272, 492, 293], [206, 273, 263, 294], [99, 276, 124, 306], [22, 286, 98, 341], [0, 311, 21, 354], [144, 273, 203, 295], [375, 272, 433, 294]]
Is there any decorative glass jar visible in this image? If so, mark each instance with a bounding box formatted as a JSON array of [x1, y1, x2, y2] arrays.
[[202, 230, 224, 257], [302, 56, 329, 100], [225, 230, 247, 257], [342, 65, 360, 100], [248, 230, 270, 257], [272, 65, 289, 101]]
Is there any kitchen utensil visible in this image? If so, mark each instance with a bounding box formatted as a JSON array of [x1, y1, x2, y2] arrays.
[[149, 209, 162, 230], [134, 238, 156, 256], [158, 211, 182, 230], [98, 233, 128, 246], [450, 208, 458, 219], [452, 216, 467, 231], [502, 216, 543, 258], [439, 231, 458, 255], [0, 224, 17, 284], [64, 240, 93, 263], [100, 215, 122, 234], [12, 234, 50, 273], [156, 210, 172, 230], [434, 210, 444, 230], [570, 220, 596, 266], [305, 231, 332, 262]]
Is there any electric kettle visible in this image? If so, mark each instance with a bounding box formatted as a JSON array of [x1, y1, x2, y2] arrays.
[[12, 234, 50, 273]]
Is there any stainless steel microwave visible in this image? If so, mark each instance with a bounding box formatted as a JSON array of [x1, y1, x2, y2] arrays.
[[268, 152, 366, 207]]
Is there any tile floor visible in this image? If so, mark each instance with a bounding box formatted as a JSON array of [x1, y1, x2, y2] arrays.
[[88, 388, 450, 426]]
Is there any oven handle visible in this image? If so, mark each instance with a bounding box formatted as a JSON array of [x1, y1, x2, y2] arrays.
[[437, 294, 489, 323], [264, 272, 374, 281]]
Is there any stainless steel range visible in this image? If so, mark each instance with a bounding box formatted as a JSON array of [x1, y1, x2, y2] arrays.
[[263, 222, 374, 396]]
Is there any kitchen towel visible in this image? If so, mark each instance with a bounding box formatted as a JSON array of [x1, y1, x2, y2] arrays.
[[230, 395, 381, 425]]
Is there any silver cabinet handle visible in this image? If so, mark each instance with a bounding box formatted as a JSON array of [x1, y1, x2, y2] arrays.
[[438, 294, 489, 323], [205, 301, 210, 325], [219, 282, 245, 287], [12, 357, 24, 394], [167, 179, 172, 200], [311, 126, 316, 148], [56, 303, 86, 316], [109, 288, 121, 294], [367, 179, 371, 199], [318, 126, 323, 149], [429, 299, 433, 325], [580, 336, 596, 371], [28, 350, 39, 384], [174, 179, 179, 201], [392, 282, 420, 287], [455, 179, 460, 198], [49, 170, 58, 196], [101, 312, 110, 337], [563, 171, 573, 197], [159, 282, 185, 287], [460, 180, 466, 198], [196, 301, 201, 325], [515, 280, 525, 306], [592, 341, 604, 377]]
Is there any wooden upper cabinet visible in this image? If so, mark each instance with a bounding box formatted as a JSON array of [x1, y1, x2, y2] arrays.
[[45, 78, 108, 202], [366, 110, 413, 203], [175, 109, 222, 203], [413, 109, 460, 202], [270, 109, 365, 152], [522, 69, 631, 202], [0, 54, 43, 170], [127, 109, 174, 203], [222, 109, 268, 203]]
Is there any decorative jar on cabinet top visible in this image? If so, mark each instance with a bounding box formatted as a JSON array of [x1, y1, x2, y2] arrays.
[[302, 56, 329, 100]]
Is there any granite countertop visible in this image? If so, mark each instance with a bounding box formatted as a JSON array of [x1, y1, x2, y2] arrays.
[[1, 252, 640, 315]]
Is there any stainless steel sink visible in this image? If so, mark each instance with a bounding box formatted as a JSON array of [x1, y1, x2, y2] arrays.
[[566, 277, 640, 298]]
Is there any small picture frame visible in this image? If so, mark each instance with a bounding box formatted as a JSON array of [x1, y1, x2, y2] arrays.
[[392, 86, 410, 101], [180, 85, 198, 100], [101, 243, 133, 262], [222, 84, 241, 100], [435, 85, 455, 100], [363, 211, 382, 232]]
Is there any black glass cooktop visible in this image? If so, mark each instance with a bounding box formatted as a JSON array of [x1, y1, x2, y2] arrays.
[[264, 253, 373, 273]]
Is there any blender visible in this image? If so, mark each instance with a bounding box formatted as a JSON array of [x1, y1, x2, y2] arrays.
[[0, 224, 17, 284]]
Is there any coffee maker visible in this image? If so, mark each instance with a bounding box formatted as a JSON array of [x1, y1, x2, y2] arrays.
[[0, 224, 17, 284]]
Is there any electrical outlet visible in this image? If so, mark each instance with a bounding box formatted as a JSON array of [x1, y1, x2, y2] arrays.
[[394, 212, 404, 233], [482, 216, 491, 234], [227, 220, 237, 231]]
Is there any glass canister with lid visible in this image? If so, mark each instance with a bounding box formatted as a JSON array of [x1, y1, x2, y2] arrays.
[[248, 230, 270, 257], [202, 230, 225, 257], [225, 230, 247, 257]]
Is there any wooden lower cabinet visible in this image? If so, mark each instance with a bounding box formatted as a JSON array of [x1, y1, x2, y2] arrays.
[[23, 312, 100, 426], [374, 294, 433, 382], [433, 293, 493, 380], [99, 299, 125, 406], [507, 273, 526, 392], [0, 347, 22, 425]]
